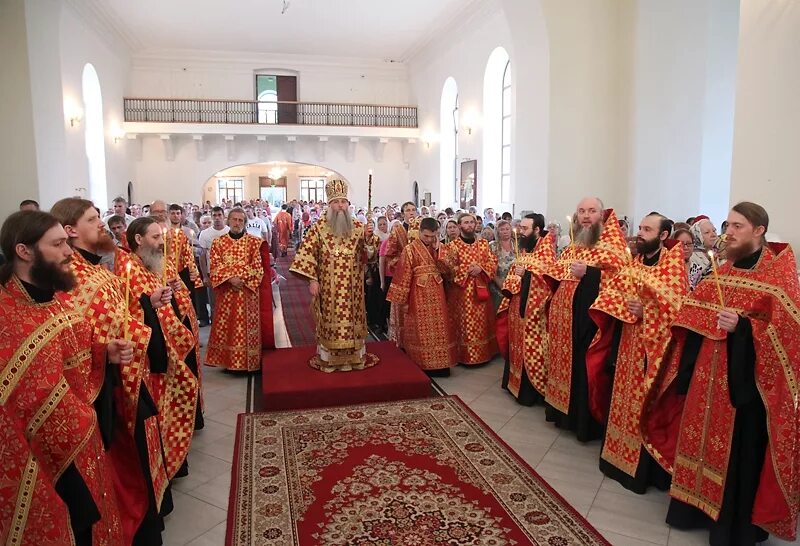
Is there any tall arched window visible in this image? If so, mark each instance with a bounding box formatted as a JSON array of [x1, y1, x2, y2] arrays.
[[82, 63, 108, 208], [482, 47, 511, 209], [440, 77, 459, 208]]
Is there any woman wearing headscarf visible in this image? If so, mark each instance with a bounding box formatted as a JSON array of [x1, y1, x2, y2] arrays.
[[687, 217, 718, 289], [488, 219, 515, 311]]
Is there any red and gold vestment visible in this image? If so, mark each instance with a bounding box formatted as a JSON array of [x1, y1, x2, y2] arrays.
[[386, 238, 456, 370], [441, 237, 499, 365], [641, 243, 800, 540], [274, 211, 293, 254], [543, 210, 627, 415], [588, 243, 687, 477], [384, 218, 422, 347], [166, 228, 202, 288], [114, 252, 198, 480], [0, 277, 123, 545], [206, 234, 264, 371], [290, 217, 374, 370], [502, 232, 557, 397]]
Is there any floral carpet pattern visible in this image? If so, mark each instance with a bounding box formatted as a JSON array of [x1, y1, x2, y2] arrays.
[[227, 396, 610, 546]]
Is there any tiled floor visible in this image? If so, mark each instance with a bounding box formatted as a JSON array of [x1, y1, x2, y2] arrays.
[[162, 286, 795, 545]]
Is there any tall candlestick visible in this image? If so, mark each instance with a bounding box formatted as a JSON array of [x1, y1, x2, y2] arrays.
[[708, 250, 726, 308], [123, 261, 131, 340], [566, 215, 574, 246], [162, 228, 168, 284], [367, 170, 373, 217]]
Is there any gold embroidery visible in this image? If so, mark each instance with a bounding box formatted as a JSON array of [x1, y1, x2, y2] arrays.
[[7, 455, 38, 546], [26, 378, 69, 439]]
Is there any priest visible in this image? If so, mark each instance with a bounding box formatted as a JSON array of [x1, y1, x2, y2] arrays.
[[206, 208, 264, 372], [117, 217, 199, 480], [0, 210, 125, 545], [587, 213, 687, 494], [502, 214, 556, 405], [274, 204, 293, 257], [290, 180, 377, 372], [51, 198, 170, 544], [383, 201, 422, 347], [543, 197, 626, 441], [440, 212, 499, 365], [386, 216, 456, 374], [642, 202, 800, 544]]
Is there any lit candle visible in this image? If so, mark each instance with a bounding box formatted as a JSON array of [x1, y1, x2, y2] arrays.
[[162, 227, 168, 284], [707, 250, 726, 308], [174, 229, 181, 273], [123, 261, 131, 341], [625, 247, 636, 297], [513, 227, 519, 258], [566, 215, 574, 245]]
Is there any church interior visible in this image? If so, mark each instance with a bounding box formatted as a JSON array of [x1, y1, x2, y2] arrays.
[[2, 0, 799, 545]]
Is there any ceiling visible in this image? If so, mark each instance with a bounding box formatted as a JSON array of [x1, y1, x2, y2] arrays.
[[92, 0, 471, 61]]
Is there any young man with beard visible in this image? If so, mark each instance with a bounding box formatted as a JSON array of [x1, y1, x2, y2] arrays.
[[0, 211, 129, 545], [290, 180, 377, 372], [642, 203, 800, 545], [116, 217, 199, 482], [51, 198, 172, 544], [384, 201, 423, 347], [543, 197, 627, 441], [386, 217, 457, 375], [586, 213, 688, 495], [440, 212, 499, 365], [206, 208, 264, 372], [501, 213, 557, 405]]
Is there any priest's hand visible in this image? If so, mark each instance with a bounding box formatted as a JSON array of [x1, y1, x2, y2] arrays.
[[150, 286, 172, 309], [229, 277, 244, 291], [717, 309, 739, 333], [627, 299, 643, 319], [514, 264, 525, 276], [309, 280, 320, 297], [189, 269, 199, 282], [167, 277, 182, 292], [468, 264, 483, 277], [570, 262, 587, 279], [107, 340, 134, 365]]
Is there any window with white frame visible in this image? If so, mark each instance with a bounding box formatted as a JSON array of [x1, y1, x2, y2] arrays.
[[218, 178, 243, 203], [501, 60, 512, 202], [482, 47, 511, 209], [440, 77, 459, 208], [300, 178, 326, 202]]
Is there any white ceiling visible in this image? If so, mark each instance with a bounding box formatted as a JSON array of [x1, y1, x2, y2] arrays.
[[93, 0, 471, 61]]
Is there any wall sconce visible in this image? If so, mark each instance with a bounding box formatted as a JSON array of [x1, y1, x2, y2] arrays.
[[112, 129, 126, 144], [69, 113, 83, 127], [462, 111, 481, 136], [422, 131, 439, 149]]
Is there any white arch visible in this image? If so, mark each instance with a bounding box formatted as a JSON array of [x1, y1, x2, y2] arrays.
[[439, 77, 459, 209], [82, 63, 108, 209], [482, 46, 511, 212]]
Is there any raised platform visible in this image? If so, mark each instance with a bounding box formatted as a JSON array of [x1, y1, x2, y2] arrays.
[[260, 341, 432, 411]]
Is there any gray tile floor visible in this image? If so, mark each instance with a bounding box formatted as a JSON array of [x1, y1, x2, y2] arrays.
[[163, 288, 795, 545]]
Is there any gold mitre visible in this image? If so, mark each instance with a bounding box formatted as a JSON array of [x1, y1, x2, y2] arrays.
[[325, 179, 349, 203]]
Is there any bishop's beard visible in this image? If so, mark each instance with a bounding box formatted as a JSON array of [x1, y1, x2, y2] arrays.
[[31, 248, 75, 292], [575, 221, 603, 247], [138, 245, 164, 277], [327, 208, 352, 238]]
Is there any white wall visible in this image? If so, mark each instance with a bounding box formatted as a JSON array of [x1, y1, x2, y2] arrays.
[[131, 136, 411, 209], [129, 50, 410, 105], [729, 0, 800, 254], [0, 0, 40, 221]]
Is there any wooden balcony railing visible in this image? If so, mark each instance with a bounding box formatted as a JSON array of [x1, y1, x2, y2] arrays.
[[123, 98, 418, 128]]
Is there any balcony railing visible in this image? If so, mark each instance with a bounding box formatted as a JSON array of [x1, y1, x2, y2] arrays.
[[123, 98, 418, 128]]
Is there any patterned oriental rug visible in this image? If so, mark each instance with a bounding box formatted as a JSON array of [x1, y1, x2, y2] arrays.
[[226, 396, 610, 546], [275, 250, 317, 347]]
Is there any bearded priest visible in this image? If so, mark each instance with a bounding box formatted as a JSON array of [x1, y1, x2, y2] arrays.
[[206, 208, 264, 372], [440, 212, 499, 365], [642, 202, 800, 545], [290, 180, 378, 372], [587, 213, 687, 494], [543, 197, 627, 441]]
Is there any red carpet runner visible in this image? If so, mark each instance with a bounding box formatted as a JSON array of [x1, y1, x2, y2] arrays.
[[227, 396, 610, 546], [275, 250, 317, 346]]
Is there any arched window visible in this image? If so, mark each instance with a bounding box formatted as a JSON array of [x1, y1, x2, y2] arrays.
[[440, 77, 459, 208], [482, 47, 511, 209], [82, 63, 108, 208]]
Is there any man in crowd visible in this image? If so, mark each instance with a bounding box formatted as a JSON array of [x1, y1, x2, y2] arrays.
[[387, 216, 457, 375], [206, 208, 264, 372], [149, 200, 168, 221], [384, 201, 422, 346], [290, 180, 377, 372], [107, 214, 129, 249], [198, 206, 229, 317], [244, 204, 270, 241], [19, 199, 40, 211], [543, 197, 627, 441], [440, 212, 499, 365], [643, 202, 800, 544], [274, 204, 293, 257], [103, 196, 136, 226], [117, 217, 199, 480], [51, 197, 171, 543], [502, 213, 556, 405], [587, 213, 687, 494], [0, 210, 128, 545]]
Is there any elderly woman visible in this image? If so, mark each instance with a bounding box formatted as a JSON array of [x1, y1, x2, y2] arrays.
[[688, 218, 718, 290], [442, 219, 459, 244], [488, 219, 516, 311]]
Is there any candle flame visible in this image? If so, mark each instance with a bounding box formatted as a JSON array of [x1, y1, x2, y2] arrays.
[[707, 250, 715, 259], [566, 215, 572, 223], [126, 261, 132, 272], [368, 169, 373, 176]]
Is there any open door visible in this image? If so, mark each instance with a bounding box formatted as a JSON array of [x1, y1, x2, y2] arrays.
[[277, 76, 298, 124]]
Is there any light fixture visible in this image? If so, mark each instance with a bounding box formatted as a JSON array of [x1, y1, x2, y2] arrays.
[[462, 110, 482, 136], [422, 130, 439, 149], [64, 99, 83, 128], [112, 127, 126, 144], [268, 166, 287, 181]]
